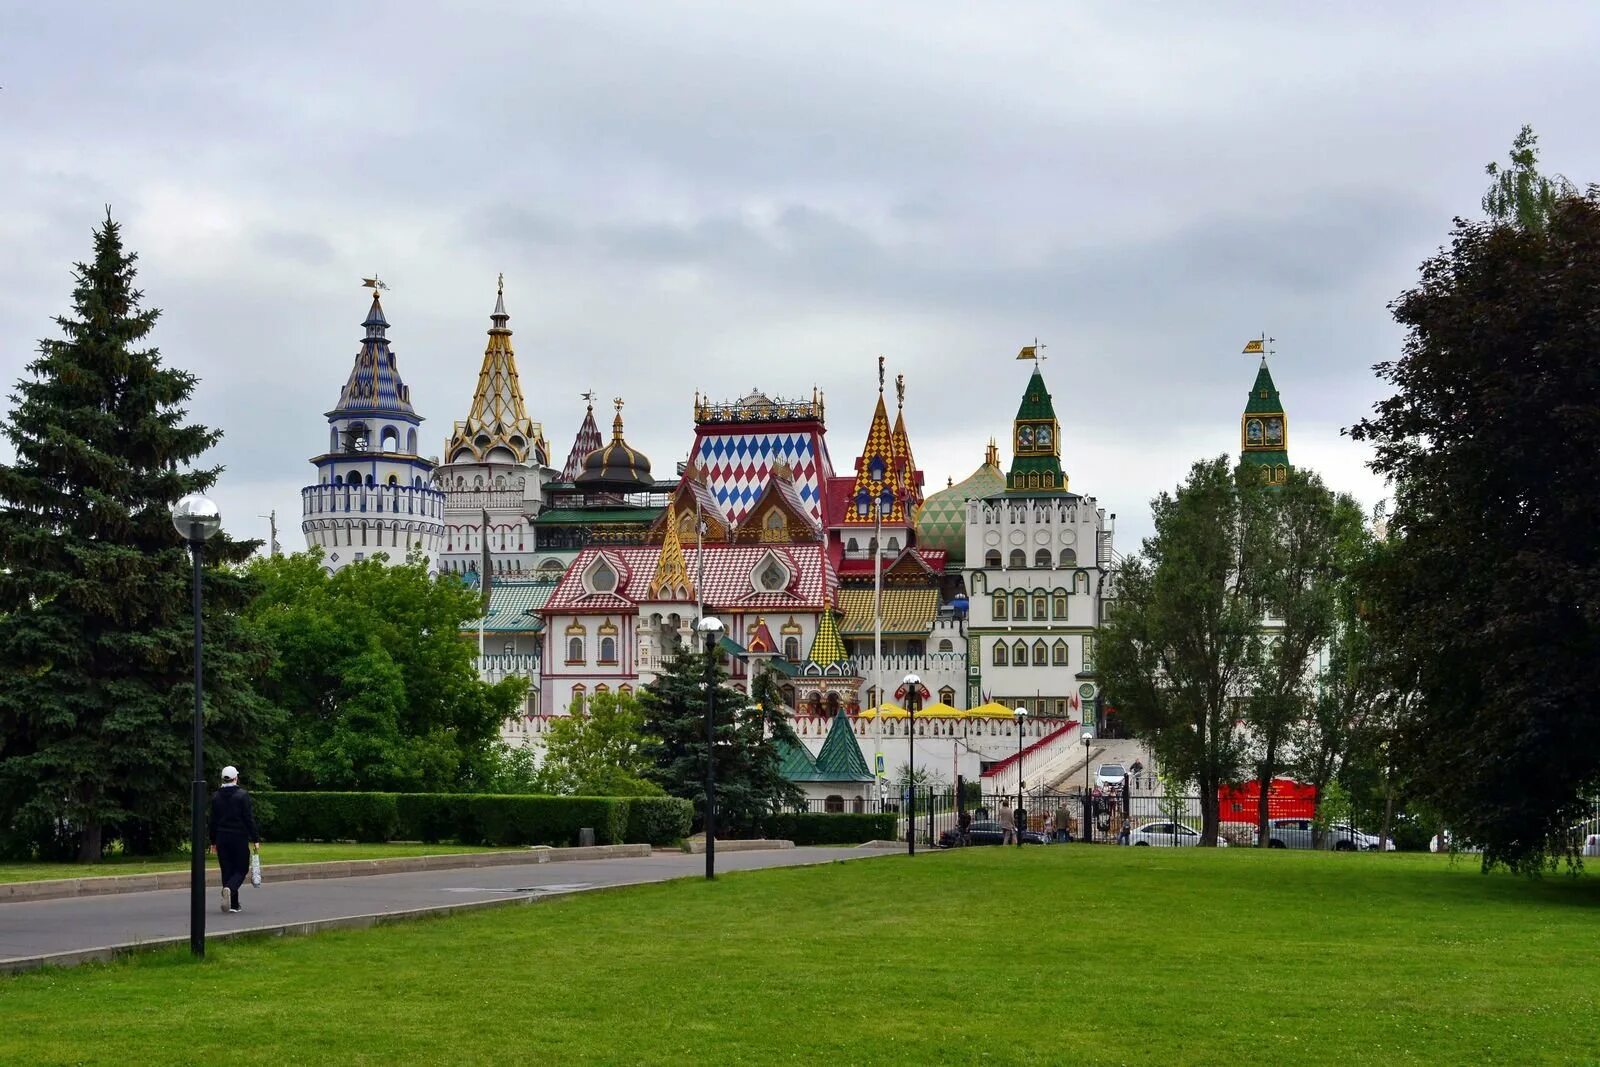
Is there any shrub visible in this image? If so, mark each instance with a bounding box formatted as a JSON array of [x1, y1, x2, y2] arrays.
[[257, 792, 399, 843], [462, 794, 629, 847], [764, 812, 895, 846], [623, 796, 693, 845], [395, 793, 471, 844]]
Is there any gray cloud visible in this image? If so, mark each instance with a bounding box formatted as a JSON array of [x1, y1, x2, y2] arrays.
[[5, 1, 1600, 551]]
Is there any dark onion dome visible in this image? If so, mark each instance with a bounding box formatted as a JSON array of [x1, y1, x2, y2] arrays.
[[575, 398, 654, 493]]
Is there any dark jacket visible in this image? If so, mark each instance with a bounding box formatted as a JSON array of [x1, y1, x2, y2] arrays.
[[209, 785, 260, 844]]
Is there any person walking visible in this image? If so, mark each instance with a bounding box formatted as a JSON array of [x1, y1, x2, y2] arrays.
[[209, 765, 260, 914]]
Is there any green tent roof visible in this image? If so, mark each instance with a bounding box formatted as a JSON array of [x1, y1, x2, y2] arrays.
[[462, 578, 556, 633], [775, 735, 820, 781], [1014, 366, 1058, 421], [915, 454, 1004, 566], [1245, 359, 1283, 415], [813, 709, 873, 781]]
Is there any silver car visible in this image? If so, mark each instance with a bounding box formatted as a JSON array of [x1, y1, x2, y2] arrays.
[[1127, 821, 1229, 847], [1266, 818, 1391, 851]]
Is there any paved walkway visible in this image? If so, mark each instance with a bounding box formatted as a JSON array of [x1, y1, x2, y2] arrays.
[[0, 846, 881, 971]]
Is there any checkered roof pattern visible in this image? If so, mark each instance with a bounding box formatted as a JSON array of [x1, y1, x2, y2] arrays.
[[691, 428, 832, 527]]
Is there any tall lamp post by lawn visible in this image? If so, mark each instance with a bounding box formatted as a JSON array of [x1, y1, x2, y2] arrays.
[[896, 673, 928, 855], [171, 493, 221, 959], [697, 615, 724, 881], [1080, 726, 1095, 844], [1013, 707, 1029, 838]]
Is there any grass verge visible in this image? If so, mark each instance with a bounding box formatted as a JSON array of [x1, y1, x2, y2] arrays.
[[0, 841, 520, 884], [2, 848, 1597, 1065]]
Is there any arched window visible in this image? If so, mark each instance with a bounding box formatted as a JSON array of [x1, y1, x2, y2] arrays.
[[380, 426, 399, 452], [1052, 640, 1069, 666], [784, 636, 800, 660], [406, 428, 417, 454], [939, 686, 956, 705], [567, 636, 585, 663], [1013, 593, 1027, 620], [993, 594, 1007, 621], [1013, 640, 1028, 664], [1053, 593, 1068, 617], [348, 469, 362, 485], [359, 522, 368, 546], [569, 685, 586, 713], [589, 560, 618, 593], [824, 794, 845, 813], [985, 549, 1001, 567], [1032, 641, 1048, 666], [886, 536, 899, 553], [333, 473, 344, 485], [938, 639, 953, 652], [1075, 572, 1089, 595], [1009, 548, 1026, 569], [993, 642, 1008, 666], [1035, 548, 1051, 568], [619, 684, 633, 696], [599, 636, 617, 663], [595, 683, 609, 695], [755, 556, 788, 592], [387, 474, 398, 486], [1060, 548, 1077, 567], [1042, 472, 1054, 489], [1027, 472, 1039, 488], [1033, 594, 1047, 619]]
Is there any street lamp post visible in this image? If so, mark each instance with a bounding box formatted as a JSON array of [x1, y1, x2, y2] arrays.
[[1013, 707, 1028, 847], [171, 493, 222, 959], [697, 615, 724, 881], [897, 673, 926, 856], [1081, 726, 1095, 844]]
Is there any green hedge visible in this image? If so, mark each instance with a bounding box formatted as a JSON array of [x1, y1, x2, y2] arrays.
[[625, 796, 694, 846], [259, 792, 691, 847], [765, 812, 896, 846]]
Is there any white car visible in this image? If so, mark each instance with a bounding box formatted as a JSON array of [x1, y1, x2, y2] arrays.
[[1267, 818, 1393, 851], [1127, 821, 1228, 847], [1094, 763, 1127, 791], [1585, 834, 1600, 858]]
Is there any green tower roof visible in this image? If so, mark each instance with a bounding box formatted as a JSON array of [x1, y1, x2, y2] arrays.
[[813, 709, 874, 781], [1005, 365, 1069, 494], [915, 445, 1005, 566], [1245, 359, 1283, 414], [1014, 366, 1058, 421]]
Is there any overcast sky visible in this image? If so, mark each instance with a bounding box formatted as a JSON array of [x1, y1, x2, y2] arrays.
[[5, 3, 1599, 552]]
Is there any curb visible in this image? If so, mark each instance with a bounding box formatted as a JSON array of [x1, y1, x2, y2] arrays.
[[0, 844, 652, 904], [680, 839, 793, 855]]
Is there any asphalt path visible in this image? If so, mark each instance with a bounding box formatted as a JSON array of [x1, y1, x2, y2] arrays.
[[0, 846, 883, 969]]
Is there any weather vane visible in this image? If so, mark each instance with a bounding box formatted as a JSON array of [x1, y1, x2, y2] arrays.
[[361, 275, 389, 292], [581, 390, 596, 405], [895, 372, 905, 409], [877, 354, 885, 392], [497, 272, 504, 295]]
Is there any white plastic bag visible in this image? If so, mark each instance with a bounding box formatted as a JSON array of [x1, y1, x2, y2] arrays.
[[250, 851, 262, 887]]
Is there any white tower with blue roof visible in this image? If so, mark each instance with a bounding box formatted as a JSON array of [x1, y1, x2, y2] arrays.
[[301, 288, 445, 572]]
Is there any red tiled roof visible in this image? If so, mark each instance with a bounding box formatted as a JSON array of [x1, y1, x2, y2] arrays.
[[545, 543, 836, 614]]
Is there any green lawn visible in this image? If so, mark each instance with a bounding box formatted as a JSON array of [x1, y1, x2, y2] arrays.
[[0, 842, 519, 884], [4, 848, 1598, 1065]]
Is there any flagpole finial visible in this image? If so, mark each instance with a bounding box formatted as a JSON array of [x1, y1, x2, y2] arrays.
[[877, 355, 885, 392], [497, 272, 504, 296], [895, 372, 905, 410]]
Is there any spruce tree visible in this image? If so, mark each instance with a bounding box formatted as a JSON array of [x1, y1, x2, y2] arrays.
[[639, 651, 802, 836], [0, 211, 278, 861]]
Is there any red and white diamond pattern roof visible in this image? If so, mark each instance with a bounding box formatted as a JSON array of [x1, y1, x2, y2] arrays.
[[690, 429, 835, 528], [546, 543, 837, 614]]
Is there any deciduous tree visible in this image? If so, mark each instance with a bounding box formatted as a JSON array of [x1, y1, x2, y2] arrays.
[[535, 690, 661, 796], [1350, 193, 1600, 872]]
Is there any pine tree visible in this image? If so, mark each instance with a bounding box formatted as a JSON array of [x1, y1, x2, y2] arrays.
[[639, 651, 802, 836], [0, 212, 279, 861]]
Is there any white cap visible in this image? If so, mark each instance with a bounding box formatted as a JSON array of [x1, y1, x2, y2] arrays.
[[221, 766, 239, 782]]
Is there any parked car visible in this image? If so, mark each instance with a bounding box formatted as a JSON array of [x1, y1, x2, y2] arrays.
[[936, 820, 1048, 847], [1127, 821, 1228, 847], [1429, 831, 1483, 854], [1266, 818, 1392, 851], [1094, 763, 1128, 791]]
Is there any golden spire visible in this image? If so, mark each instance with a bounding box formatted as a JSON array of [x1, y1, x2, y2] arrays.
[[612, 397, 626, 443], [444, 277, 547, 465], [649, 503, 695, 601], [985, 438, 1000, 468]]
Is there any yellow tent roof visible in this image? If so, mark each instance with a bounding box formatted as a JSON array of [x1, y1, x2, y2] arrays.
[[916, 702, 963, 717], [857, 703, 906, 720], [969, 701, 1026, 719]]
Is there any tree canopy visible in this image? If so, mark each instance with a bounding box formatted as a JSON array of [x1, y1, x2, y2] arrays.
[[1482, 124, 1576, 232], [0, 212, 278, 861], [1351, 192, 1600, 872], [534, 690, 661, 796], [244, 550, 524, 792]]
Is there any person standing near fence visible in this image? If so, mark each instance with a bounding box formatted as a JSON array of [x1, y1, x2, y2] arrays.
[[1055, 801, 1073, 843], [999, 804, 1015, 845], [1013, 803, 1028, 848], [209, 765, 260, 914]]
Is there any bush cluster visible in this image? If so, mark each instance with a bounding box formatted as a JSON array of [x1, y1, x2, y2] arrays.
[[256, 792, 691, 847], [764, 812, 896, 845]]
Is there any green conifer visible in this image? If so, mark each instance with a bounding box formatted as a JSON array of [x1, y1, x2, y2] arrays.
[[0, 212, 278, 861]]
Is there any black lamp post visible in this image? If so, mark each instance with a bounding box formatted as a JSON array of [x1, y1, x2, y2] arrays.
[[898, 673, 926, 856], [1081, 726, 1096, 844], [171, 493, 221, 959], [697, 615, 724, 881], [1013, 707, 1029, 846]]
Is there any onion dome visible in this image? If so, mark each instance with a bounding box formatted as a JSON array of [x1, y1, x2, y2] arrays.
[[575, 398, 654, 493], [915, 440, 1005, 566]]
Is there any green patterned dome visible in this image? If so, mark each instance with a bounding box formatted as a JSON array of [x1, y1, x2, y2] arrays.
[[915, 445, 1005, 567]]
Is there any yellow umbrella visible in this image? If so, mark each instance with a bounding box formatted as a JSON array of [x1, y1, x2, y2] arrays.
[[968, 701, 1022, 719], [915, 702, 963, 717]]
